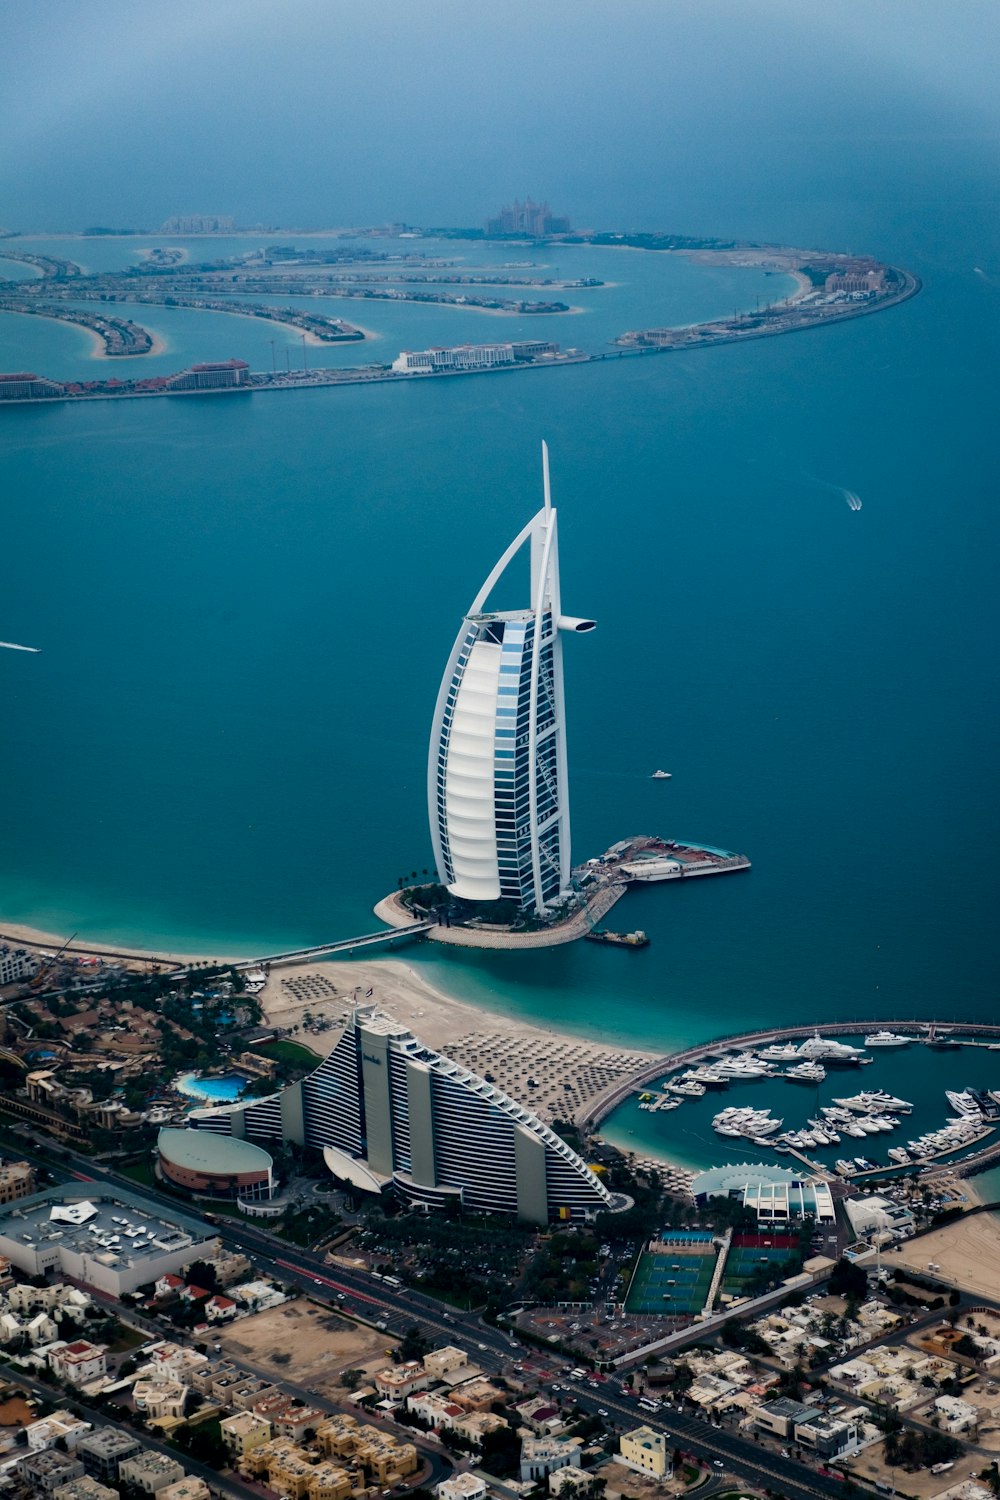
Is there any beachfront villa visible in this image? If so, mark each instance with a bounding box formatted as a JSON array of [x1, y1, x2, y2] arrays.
[[428, 443, 595, 917], [184, 1003, 619, 1224]]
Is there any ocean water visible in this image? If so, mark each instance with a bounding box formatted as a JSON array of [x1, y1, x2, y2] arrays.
[[1, 185, 997, 1063], [599, 1039, 1000, 1174]]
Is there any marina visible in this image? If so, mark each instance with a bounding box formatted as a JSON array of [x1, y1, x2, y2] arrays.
[[607, 1024, 1000, 1183]]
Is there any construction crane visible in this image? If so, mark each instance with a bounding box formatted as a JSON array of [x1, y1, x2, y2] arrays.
[[29, 933, 79, 991]]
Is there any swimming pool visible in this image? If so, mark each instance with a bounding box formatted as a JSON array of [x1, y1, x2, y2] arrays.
[[175, 1071, 247, 1104]]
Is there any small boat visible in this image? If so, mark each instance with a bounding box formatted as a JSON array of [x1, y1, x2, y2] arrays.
[[585, 928, 650, 948], [650, 769, 672, 779]]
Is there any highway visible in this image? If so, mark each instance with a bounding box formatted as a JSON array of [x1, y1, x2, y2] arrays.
[[5, 1135, 893, 1499]]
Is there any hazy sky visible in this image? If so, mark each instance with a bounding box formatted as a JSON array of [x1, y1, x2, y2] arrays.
[[2, 0, 998, 234]]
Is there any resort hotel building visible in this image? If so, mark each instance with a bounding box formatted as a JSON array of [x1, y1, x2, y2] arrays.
[[188, 1005, 617, 1224], [428, 442, 594, 915]]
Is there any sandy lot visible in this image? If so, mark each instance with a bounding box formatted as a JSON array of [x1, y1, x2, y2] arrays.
[[882, 1213, 1000, 1302], [217, 1298, 394, 1398], [845, 1437, 969, 1500]]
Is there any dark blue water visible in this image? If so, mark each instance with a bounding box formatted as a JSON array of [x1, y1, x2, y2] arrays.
[[1, 181, 997, 1056], [601, 1039, 1000, 1174]]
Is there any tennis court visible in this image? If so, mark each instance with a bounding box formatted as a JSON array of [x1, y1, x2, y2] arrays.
[[721, 1230, 799, 1297], [625, 1241, 718, 1315]]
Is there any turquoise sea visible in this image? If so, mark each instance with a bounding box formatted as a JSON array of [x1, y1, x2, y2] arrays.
[[1, 176, 997, 1097]]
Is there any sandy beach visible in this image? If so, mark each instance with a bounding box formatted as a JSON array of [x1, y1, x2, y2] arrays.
[[257, 957, 659, 1125], [882, 1210, 1000, 1301]]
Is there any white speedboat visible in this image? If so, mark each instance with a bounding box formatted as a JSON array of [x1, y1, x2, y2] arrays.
[[650, 769, 672, 779]]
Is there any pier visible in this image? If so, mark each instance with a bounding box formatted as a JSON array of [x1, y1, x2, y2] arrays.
[[240, 922, 433, 968], [578, 1018, 1000, 1134]]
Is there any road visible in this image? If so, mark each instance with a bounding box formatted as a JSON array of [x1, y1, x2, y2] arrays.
[[5, 1132, 896, 1499]]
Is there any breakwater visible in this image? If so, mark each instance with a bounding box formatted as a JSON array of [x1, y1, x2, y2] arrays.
[[579, 1018, 1000, 1133]]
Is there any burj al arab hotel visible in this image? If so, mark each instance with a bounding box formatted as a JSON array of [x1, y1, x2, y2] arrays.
[[428, 444, 595, 916]]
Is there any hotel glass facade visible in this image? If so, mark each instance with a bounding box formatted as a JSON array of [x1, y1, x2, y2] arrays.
[[189, 1005, 613, 1224], [428, 445, 594, 914]]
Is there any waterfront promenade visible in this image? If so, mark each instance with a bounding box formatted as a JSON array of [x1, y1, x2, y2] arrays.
[[374, 880, 628, 949]]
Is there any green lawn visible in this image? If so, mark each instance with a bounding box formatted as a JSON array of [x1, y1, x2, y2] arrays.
[[255, 1039, 323, 1066], [121, 1160, 156, 1187], [108, 1324, 147, 1353]]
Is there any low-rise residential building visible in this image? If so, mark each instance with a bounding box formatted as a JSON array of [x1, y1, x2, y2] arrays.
[[374, 1359, 432, 1399], [424, 1345, 471, 1380], [793, 1411, 861, 1458], [406, 1391, 465, 1429], [549, 1468, 599, 1497], [513, 1398, 564, 1435], [132, 1375, 189, 1421], [437, 1475, 489, 1500], [24, 1408, 92, 1452], [934, 1395, 980, 1434], [51, 1478, 119, 1500], [311, 1411, 418, 1482], [155, 1273, 185, 1299], [220, 1408, 272, 1457], [844, 1196, 915, 1241], [687, 1373, 744, 1412], [753, 1397, 817, 1439], [451, 1377, 505, 1412], [48, 1339, 107, 1387], [76, 1427, 142, 1482], [618, 1426, 672, 1480], [454, 1411, 509, 1446], [828, 1347, 950, 1411], [17, 1448, 86, 1493], [138, 1342, 210, 1385], [158, 1480, 213, 1500], [205, 1292, 237, 1321], [242, 1436, 315, 1495], [252, 1391, 325, 1441], [118, 1449, 186, 1493], [229, 1277, 286, 1312], [520, 1436, 581, 1483], [0, 1158, 35, 1204]]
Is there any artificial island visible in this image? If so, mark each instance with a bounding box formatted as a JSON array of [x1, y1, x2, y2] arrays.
[[0, 203, 920, 404]]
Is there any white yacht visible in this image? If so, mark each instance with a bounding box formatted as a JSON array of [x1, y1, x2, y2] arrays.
[[946, 1089, 981, 1117], [796, 1032, 867, 1064], [835, 1158, 856, 1175], [759, 1042, 802, 1062], [834, 1090, 912, 1114], [668, 1079, 706, 1098], [864, 1029, 913, 1047], [785, 1060, 827, 1084], [888, 1146, 911, 1164], [716, 1052, 771, 1079]]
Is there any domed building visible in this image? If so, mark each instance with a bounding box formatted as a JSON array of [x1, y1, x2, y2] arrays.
[[156, 1128, 276, 1202]]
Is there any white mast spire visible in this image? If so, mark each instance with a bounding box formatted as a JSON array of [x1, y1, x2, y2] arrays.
[[542, 439, 552, 513]]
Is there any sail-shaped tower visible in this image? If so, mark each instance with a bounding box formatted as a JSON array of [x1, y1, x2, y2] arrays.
[[428, 444, 594, 915]]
